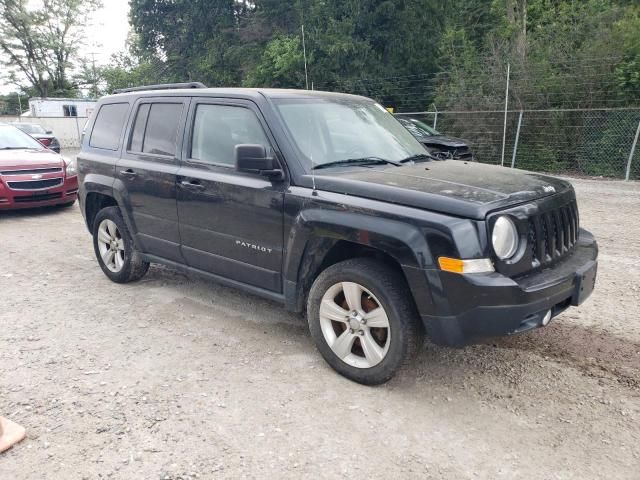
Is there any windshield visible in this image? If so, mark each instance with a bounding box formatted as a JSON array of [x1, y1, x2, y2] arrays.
[[0, 125, 46, 150], [274, 97, 427, 169], [397, 117, 440, 138], [14, 123, 46, 134]]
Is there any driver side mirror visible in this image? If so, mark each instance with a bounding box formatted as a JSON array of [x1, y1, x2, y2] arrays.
[[235, 144, 283, 180]]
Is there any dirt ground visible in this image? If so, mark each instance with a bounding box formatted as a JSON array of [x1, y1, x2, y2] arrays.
[[1, 177, 639, 479]]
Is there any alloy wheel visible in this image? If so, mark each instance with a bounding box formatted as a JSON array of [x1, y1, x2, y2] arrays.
[[319, 282, 391, 368], [97, 219, 125, 273]]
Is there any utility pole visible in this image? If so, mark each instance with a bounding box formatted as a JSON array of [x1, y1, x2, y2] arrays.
[[301, 24, 309, 90], [88, 52, 98, 98], [299, 1, 309, 90]]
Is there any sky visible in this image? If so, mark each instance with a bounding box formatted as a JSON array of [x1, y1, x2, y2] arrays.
[[0, 0, 131, 94], [84, 0, 131, 66]]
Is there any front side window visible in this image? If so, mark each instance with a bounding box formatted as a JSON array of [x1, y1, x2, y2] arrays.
[[89, 103, 129, 150], [274, 98, 426, 169], [190, 104, 269, 166]]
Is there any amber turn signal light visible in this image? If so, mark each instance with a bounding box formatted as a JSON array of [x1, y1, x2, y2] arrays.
[[438, 257, 494, 274]]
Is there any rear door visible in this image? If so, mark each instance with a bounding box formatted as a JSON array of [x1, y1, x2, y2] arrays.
[[115, 97, 188, 262], [176, 98, 286, 292]]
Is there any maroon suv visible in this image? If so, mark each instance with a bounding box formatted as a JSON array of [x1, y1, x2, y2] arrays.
[[0, 124, 78, 210]]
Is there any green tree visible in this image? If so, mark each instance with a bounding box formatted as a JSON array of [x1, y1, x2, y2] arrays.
[[129, 0, 244, 86], [0, 92, 26, 115], [245, 35, 306, 88], [0, 0, 101, 97], [125, 0, 638, 112]]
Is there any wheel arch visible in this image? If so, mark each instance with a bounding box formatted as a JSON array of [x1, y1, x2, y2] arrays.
[[82, 175, 141, 250], [84, 191, 118, 233], [283, 210, 437, 316]]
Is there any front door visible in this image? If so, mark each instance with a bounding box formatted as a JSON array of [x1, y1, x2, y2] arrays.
[[116, 98, 188, 262], [176, 99, 286, 292]]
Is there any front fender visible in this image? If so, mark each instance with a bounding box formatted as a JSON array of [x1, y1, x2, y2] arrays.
[[284, 208, 434, 280], [281, 190, 487, 317], [282, 205, 451, 316]]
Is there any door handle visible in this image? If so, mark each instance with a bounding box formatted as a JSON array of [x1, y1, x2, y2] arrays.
[[120, 169, 137, 177], [179, 180, 205, 191]]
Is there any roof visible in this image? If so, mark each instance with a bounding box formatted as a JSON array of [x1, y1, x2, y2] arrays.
[[108, 87, 368, 102]]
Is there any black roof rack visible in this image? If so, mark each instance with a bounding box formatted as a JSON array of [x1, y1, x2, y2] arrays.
[[113, 82, 207, 94]]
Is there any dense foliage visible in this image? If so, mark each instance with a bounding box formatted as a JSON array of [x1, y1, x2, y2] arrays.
[[116, 0, 640, 111]]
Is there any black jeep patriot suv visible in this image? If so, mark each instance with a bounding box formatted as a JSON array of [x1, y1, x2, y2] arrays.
[[78, 83, 598, 385]]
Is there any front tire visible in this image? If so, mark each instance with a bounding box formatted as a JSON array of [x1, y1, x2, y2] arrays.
[[307, 258, 422, 385], [92, 206, 149, 283]]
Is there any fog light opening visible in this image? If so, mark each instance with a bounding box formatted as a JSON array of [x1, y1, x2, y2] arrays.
[[541, 310, 552, 327]]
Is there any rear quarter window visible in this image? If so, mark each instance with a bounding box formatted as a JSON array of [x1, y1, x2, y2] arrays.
[[89, 103, 130, 150]]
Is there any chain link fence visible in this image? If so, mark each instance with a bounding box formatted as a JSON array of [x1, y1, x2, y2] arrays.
[[395, 108, 640, 180]]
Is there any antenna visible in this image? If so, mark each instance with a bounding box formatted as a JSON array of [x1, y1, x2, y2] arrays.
[[310, 152, 317, 195], [299, 1, 315, 194]]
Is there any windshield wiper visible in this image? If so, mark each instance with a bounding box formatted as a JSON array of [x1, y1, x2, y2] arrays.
[[399, 153, 438, 163], [313, 157, 401, 170]]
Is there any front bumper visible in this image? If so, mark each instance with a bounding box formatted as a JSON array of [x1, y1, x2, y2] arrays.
[[422, 229, 598, 346]]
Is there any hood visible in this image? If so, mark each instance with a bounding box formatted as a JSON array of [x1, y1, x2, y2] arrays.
[[419, 135, 468, 148], [0, 148, 64, 171], [310, 160, 573, 219]]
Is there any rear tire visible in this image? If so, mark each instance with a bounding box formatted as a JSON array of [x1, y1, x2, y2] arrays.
[[307, 258, 422, 385], [92, 206, 149, 283]]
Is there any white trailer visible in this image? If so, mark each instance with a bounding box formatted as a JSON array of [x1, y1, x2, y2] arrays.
[[26, 98, 97, 118]]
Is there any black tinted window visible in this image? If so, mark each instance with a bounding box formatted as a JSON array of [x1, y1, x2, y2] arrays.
[[142, 103, 182, 156], [89, 103, 129, 150], [129, 104, 150, 152], [191, 104, 268, 166]]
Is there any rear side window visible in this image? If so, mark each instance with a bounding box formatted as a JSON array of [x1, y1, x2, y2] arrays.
[[191, 104, 269, 166], [129, 104, 150, 152], [89, 103, 129, 150], [129, 102, 183, 156]]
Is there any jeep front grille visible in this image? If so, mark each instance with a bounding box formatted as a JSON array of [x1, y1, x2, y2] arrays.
[[528, 200, 579, 269]]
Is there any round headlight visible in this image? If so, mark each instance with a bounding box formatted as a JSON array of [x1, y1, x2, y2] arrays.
[[492, 216, 519, 260]]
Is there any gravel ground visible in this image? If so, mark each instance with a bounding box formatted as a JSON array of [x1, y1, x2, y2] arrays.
[[1, 177, 639, 479]]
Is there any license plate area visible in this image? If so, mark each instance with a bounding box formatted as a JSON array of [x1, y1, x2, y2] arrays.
[[572, 261, 597, 305]]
